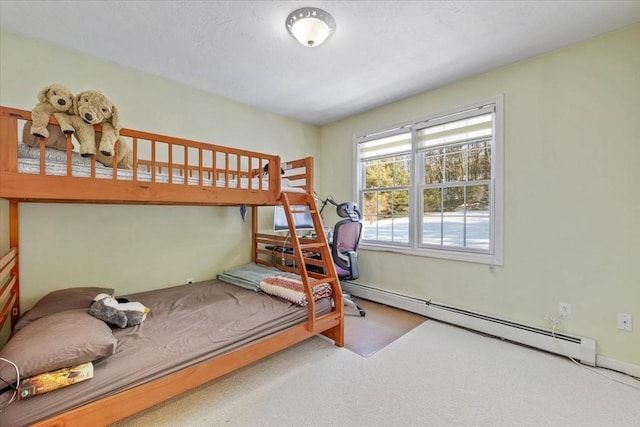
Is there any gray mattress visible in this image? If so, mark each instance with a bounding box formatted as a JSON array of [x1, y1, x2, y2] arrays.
[[0, 279, 331, 427]]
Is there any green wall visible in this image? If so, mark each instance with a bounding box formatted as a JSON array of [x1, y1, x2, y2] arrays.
[[319, 24, 640, 368]]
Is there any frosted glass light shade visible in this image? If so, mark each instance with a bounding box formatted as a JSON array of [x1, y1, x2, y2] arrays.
[[286, 7, 336, 47]]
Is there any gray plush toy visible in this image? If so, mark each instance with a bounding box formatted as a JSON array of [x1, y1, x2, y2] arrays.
[[89, 293, 150, 328]]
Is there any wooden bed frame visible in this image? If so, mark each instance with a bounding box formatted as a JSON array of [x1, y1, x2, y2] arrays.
[[0, 106, 344, 426]]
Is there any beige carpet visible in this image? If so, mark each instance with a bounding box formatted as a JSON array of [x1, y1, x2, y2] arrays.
[[343, 297, 427, 357], [113, 320, 640, 427]]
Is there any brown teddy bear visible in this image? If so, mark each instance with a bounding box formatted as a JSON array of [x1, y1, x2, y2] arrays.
[[22, 121, 75, 151], [22, 122, 133, 170], [30, 83, 75, 138]]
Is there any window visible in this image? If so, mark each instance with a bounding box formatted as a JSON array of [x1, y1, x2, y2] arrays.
[[355, 96, 503, 265]]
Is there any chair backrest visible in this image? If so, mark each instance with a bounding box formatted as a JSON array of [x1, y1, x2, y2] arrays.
[[331, 202, 363, 280]]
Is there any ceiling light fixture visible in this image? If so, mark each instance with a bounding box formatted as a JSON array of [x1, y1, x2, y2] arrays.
[[285, 7, 336, 48]]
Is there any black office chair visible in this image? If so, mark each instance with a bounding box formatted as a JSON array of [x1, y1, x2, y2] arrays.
[[331, 202, 366, 316]]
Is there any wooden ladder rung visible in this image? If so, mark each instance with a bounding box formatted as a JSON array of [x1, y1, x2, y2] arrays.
[[299, 242, 325, 250], [290, 207, 317, 214], [308, 277, 336, 287]]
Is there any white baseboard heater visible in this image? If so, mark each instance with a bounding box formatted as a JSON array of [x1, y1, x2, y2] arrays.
[[341, 282, 596, 366]]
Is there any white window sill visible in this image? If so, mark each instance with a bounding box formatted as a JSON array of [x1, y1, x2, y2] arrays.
[[360, 242, 503, 266]]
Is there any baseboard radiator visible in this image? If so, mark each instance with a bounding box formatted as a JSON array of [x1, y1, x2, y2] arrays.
[[341, 282, 597, 366]]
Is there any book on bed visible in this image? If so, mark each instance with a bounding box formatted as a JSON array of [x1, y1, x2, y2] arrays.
[[18, 362, 94, 400]]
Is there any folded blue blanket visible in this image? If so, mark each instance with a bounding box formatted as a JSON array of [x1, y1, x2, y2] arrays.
[[217, 263, 282, 292]]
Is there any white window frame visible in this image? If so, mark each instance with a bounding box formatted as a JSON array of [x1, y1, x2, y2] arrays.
[[354, 95, 504, 265]]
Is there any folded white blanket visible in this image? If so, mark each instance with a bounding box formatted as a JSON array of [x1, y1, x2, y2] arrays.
[[260, 275, 332, 306]]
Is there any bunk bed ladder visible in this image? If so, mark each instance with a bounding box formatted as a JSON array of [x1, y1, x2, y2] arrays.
[[279, 192, 343, 332]]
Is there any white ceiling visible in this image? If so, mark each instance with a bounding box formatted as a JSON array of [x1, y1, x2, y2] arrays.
[[1, 1, 639, 126]]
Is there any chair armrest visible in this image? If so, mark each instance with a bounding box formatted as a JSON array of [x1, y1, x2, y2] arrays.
[[346, 250, 359, 280]]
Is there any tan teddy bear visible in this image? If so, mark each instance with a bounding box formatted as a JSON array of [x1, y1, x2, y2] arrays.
[[56, 90, 122, 159], [26, 86, 133, 169], [30, 83, 75, 138]]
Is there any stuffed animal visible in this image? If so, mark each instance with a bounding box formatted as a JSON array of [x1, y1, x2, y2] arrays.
[[30, 83, 75, 138], [89, 293, 150, 328], [61, 90, 122, 159], [95, 137, 133, 169], [22, 121, 75, 152], [263, 163, 285, 175]]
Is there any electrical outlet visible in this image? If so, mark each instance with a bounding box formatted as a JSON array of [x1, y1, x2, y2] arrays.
[[185, 277, 195, 284], [617, 313, 632, 331], [559, 302, 571, 319]]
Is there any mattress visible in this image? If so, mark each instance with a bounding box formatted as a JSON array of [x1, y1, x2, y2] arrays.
[[17, 157, 305, 193], [0, 279, 331, 427]]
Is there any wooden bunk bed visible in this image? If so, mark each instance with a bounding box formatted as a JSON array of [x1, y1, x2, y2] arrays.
[[0, 106, 344, 426]]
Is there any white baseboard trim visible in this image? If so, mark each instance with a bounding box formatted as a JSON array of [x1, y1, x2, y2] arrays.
[[596, 356, 640, 378], [340, 281, 639, 377], [341, 281, 428, 316]]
